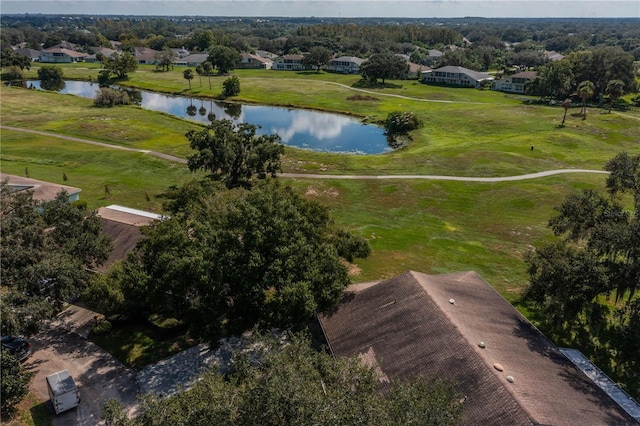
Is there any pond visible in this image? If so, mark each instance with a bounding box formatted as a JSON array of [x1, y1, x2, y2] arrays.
[[27, 80, 391, 155]]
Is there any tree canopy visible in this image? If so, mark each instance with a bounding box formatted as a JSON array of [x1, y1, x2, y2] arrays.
[[186, 119, 284, 188], [0, 183, 111, 336], [207, 45, 240, 74], [104, 180, 370, 344], [1, 351, 32, 417], [302, 46, 331, 71], [101, 51, 138, 80], [524, 152, 640, 398], [103, 333, 462, 426], [359, 52, 408, 84]]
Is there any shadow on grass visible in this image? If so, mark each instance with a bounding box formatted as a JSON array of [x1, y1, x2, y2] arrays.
[[90, 317, 195, 368], [352, 79, 403, 89], [30, 401, 53, 426]]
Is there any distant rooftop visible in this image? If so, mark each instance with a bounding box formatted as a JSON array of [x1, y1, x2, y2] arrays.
[[0, 173, 81, 202]]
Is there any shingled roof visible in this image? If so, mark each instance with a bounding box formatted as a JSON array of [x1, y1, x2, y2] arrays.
[[96, 205, 163, 272], [318, 271, 636, 426]]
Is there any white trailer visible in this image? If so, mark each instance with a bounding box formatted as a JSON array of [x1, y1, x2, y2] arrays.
[[46, 370, 80, 414]]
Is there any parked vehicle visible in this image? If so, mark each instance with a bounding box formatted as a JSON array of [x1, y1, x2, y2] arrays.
[[1, 335, 32, 361], [46, 370, 80, 415]]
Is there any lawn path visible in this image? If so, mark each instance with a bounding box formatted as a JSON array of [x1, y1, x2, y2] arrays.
[[2, 125, 609, 181]]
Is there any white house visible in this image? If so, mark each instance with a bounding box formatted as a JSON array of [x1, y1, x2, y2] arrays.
[[326, 56, 363, 74], [272, 54, 315, 71], [39, 48, 88, 63], [491, 71, 537, 94], [422, 65, 493, 88]]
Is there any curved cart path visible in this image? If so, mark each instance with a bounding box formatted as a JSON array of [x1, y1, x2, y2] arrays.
[[2, 126, 609, 181]]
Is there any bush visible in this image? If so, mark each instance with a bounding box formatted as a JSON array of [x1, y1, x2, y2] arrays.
[[94, 88, 131, 107], [1, 66, 24, 83], [222, 76, 240, 97], [384, 111, 422, 135]]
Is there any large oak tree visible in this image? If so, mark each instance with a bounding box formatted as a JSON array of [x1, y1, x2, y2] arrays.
[[115, 180, 370, 343]]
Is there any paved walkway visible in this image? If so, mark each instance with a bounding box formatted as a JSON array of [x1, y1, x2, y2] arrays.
[[135, 336, 256, 397], [2, 125, 609, 182]]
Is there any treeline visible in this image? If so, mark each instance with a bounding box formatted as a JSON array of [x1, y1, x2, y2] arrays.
[[2, 15, 639, 62]]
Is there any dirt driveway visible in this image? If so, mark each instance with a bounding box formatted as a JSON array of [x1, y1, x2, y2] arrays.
[[23, 305, 139, 426]]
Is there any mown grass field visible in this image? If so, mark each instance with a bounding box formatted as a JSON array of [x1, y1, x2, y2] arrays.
[[4, 66, 638, 288]]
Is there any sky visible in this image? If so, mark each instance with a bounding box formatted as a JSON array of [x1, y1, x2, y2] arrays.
[[1, 0, 639, 18]]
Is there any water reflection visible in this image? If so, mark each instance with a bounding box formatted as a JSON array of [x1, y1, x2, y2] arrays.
[[27, 80, 390, 154], [40, 79, 66, 92]]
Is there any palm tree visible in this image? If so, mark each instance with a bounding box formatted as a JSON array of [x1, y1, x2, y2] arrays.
[[202, 62, 213, 90], [576, 80, 595, 118], [606, 80, 625, 113], [561, 98, 572, 126], [195, 64, 204, 87], [183, 69, 194, 90]]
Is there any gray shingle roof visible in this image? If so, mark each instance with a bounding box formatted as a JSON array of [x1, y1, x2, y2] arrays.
[[319, 271, 636, 426]]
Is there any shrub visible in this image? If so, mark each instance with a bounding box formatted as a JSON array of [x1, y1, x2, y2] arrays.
[[94, 88, 131, 107], [384, 111, 422, 135], [222, 76, 240, 97], [1, 66, 24, 83]]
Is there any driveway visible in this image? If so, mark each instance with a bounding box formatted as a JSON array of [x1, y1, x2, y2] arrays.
[[24, 305, 139, 426]]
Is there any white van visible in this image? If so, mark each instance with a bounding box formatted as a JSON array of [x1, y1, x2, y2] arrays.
[[46, 370, 80, 414]]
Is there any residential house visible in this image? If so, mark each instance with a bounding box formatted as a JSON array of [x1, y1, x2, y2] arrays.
[[318, 271, 639, 426], [171, 47, 191, 59], [0, 174, 81, 203], [406, 61, 428, 79], [85, 46, 117, 63], [422, 65, 493, 88], [178, 54, 208, 67], [47, 41, 77, 51], [133, 47, 159, 65], [14, 47, 42, 62], [237, 52, 273, 69], [39, 48, 88, 63], [546, 50, 565, 62], [272, 54, 315, 71], [96, 205, 164, 272], [255, 50, 278, 60], [491, 71, 537, 94], [326, 56, 363, 74], [426, 49, 443, 66]]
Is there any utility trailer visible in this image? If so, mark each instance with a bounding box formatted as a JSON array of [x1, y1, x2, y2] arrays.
[[46, 370, 80, 414]]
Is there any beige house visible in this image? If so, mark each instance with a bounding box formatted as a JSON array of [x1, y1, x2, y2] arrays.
[[237, 52, 273, 69]]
